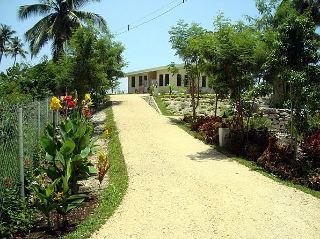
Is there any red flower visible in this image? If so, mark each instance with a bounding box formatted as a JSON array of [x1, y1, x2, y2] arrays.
[[67, 100, 75, 108], [63, 95, 72, 102], [82, 106, 92, 118]]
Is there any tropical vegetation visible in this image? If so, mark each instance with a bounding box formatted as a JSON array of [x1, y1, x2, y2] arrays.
[[166, 0, 320, 192]]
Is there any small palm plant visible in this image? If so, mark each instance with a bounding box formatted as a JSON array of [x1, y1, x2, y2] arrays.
[[6, 37, 28, 65], [0, 24, 16, 64]]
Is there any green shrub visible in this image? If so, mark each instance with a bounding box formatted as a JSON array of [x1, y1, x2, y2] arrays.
[[0, 188, 34, 238], [250, 113, 272, 129]]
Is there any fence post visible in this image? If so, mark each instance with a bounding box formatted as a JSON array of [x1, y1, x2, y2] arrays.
[[46, 98, 49, 123], [38, 101, 41, 138], [18, 107, 25, 198]]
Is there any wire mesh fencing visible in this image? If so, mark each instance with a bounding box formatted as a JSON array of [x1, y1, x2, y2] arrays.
[[0, 98, 51, 194]]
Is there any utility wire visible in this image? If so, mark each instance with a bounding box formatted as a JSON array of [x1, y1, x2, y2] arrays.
[[131, 0, 181, 26], [114, 0, 186, 36], [113, 0, 181, 33]]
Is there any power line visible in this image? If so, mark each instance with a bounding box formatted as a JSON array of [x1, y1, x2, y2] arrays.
[[131, 0, 181, 26], [113, 0, 182, 33], [114, 0, 186, 36]]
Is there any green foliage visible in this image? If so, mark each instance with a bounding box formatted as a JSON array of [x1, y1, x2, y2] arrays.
[[18, 0, 107, 61], [0, 188, 34, 238], [31, 112, 95, 228], [55, 25, 125, 99], [250, 113, 272, 129], [63, 103, 128, 239], [0, 60, 57, 102], [41, 114, 96, 193], [169, 20, 205, 119]]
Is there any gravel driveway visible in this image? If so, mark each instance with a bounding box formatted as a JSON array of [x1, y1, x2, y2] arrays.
[[91, 94, 320, 239]]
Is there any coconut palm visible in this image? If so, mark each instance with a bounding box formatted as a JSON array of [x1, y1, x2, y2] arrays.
[[18, 0, 107, 61], [293, 0, 320, 24], [0, 24, 16, 64], [6, 37, 28, 65]]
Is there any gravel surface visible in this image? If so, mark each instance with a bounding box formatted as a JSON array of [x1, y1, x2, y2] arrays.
[[91, 94, 320, 239]]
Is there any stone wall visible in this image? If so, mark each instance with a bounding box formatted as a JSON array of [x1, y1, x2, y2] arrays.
[[156, 95, 291, 132], [261, 108, 291, 132]]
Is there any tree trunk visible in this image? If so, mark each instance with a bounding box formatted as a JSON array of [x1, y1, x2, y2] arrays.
[[214, 92, 218, 117], [191, 78, 196, 120], [13, 55, 17, 66], [196, 76, 200, 108]]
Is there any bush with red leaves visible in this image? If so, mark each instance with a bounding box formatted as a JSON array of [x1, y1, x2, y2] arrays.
[[182, 114, 193, 124], [198, 120, 222, 145], [191, 116, 223, 132], [225, 129, 246, 155], [244, 128, 270, 161], [307, 169, 320, 190], [257, 137, 299, 180], [301, 131, 320, 169]]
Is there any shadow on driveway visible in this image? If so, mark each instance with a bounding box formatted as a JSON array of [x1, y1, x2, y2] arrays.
[[187, 148, 231, 162]]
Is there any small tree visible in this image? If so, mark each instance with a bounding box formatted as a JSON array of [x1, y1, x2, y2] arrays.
[[199, 16, 262, 130], [169, 20, 205, 119]]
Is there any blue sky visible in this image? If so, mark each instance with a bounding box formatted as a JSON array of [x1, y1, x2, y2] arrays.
[[0, 0, 259, 91]]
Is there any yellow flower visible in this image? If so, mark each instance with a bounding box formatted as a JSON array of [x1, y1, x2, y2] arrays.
[[50, 96, 62, 111], [54, 191, 64, 201], [84, 93, 93, 106], [85, 93, 92, 102]]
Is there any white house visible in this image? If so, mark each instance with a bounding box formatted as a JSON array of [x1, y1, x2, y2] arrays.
[[126, 65, 211, 94]]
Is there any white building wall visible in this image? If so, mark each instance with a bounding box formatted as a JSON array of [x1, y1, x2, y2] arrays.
[[127, 66, 212, 94]]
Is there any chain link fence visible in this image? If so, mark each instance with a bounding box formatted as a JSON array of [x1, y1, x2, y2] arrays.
[[0, 98, 51, 193]]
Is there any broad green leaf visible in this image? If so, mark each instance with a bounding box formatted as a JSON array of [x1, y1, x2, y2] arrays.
[[80, 146, 91, 158], [45, 182, 55, 197], [47, 165, 59, 181], [40, 137, 56, 156], [75, 125, 87, 138], [79, 134, 90, 150], [88, 166, 97, 175], [66, 160, 72, 182], [60, 139, 75, 156]]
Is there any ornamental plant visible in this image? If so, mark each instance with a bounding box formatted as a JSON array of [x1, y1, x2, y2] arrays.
[[97, 151, 110, 187], [32, 92, 96, 229], [50, 96, 62, 111]]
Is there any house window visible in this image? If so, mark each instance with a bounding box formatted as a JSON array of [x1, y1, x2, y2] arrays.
[[131, 76, 136, 87], [177, 74, 182, 87], [165, 74, 169, 86], [139, 76, 143, 86], [202, 76, 207, 88], [184, 75, 189, 87], [159, 74, 164, 86], [144, 75, 148, 81]]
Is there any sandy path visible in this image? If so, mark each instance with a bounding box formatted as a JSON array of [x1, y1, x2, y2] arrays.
[[91, 94, 320, 239]]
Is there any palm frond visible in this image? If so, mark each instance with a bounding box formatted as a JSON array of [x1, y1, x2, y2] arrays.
[[67, 0, 101, 10], [25, 14, 55, 41], [25, 15, 54, 56], [73, 10, 107, 30], [18, 4, 52, 19]]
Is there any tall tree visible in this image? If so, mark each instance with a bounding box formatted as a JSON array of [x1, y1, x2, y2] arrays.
[[0, 24, 16, 64], [6, 37, 28, 65], [198, 17, 262, 130], [169, 20, 205, 119], [18, 0, 107, 61], [268, 1, 320, 135]]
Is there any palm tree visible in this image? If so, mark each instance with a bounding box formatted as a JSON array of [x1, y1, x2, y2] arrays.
[[0, 24, 16, 64], [6, 37, 28, 65], [293, 0, 320, 24], [18, 0, 107, 61]]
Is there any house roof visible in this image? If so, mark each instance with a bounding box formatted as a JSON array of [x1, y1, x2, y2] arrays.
[[125, 64, 184, 76]]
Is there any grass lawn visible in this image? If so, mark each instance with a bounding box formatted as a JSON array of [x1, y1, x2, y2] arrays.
[[64, 102, 128, 239], [153, 96, 173, 116]]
